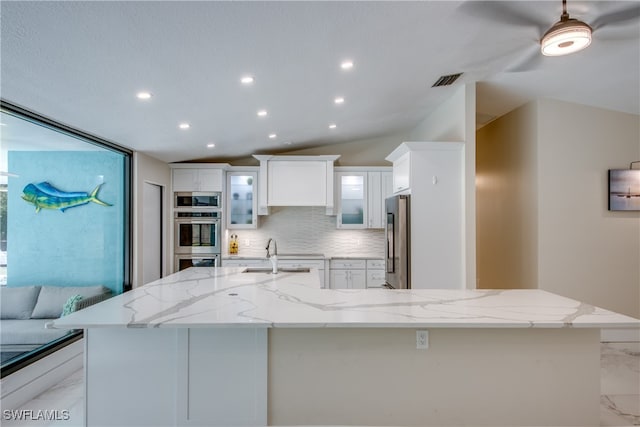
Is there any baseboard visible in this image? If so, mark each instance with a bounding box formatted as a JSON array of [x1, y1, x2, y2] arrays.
[[0, 339, 83, 409], [601, 328, 640, 343]]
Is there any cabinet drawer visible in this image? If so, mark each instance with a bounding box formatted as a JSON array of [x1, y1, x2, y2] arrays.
[[367, 270, 386, 288], [366, 259, 385, 269], [278, 259, 325, 270], [330, 259, 366, 270]]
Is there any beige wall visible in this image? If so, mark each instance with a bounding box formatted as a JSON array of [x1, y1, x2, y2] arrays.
[[476, 102, 538, 289], [132, 152, 172, 288], [537, 99, 640, 317], [477, 98, 640, 317], [267, 132, 408, 166], [269, 328, 600, 426]]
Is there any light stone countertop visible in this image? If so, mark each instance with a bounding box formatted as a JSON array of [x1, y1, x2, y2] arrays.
[[51, 267, 640, 330], [222, 255, 384, 260]]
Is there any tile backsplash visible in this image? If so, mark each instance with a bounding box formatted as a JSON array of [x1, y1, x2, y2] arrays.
[[224, 206, 385, 258]]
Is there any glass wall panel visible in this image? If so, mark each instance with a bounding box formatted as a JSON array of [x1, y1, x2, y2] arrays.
[[0, 105, 130, 372]]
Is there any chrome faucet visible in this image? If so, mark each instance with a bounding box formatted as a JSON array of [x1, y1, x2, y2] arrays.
[[266, 238, 278, 274]]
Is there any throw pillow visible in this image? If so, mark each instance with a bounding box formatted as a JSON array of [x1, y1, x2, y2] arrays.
[[61, 294, 83, 317]]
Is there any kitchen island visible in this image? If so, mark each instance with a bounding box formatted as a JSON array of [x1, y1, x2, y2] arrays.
[[52, 267, 640, 426]]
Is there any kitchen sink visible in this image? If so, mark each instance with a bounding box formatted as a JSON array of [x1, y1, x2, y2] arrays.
[[242, 267, 311, 273]]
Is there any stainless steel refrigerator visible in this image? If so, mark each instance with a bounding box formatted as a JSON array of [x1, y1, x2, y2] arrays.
[[385, 194, 410, 289]]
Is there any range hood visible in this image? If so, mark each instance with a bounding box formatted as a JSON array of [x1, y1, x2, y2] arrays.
[[253, 155, 340, 215]]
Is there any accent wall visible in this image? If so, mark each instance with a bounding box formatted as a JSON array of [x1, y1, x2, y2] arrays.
[[8, 151, 125, 294]]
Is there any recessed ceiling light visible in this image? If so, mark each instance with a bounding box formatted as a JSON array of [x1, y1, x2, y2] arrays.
[[179, 123, 190, 130], [334, 97, 345, 104], [257, 110, 268, 117], [340, 60, 354, 70], [207, 143, 216, 149], [240, 76, 255, 85], [268, 133, 277, 139], [136, 91, 153, 100], [329, 124, 337, 129]]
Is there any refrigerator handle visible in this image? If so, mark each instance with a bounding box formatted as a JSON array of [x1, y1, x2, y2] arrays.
[[386, 212, 394, 273]]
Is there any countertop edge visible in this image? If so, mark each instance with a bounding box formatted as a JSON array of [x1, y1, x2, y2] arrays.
[[51, 321, 640, 330]]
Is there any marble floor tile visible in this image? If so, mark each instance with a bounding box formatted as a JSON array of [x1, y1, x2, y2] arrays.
[[2, 369, 84, 427], [601, 342, 640, 395], [600, 342, 640, 426], [601, 395, 640, 426]]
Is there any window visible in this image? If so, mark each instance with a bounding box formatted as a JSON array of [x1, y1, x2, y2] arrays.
[[0, 102, 131, 375]]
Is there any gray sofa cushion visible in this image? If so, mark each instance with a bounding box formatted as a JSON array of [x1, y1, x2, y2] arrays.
[[0, 286, 42, 320], [0, 319, 71, 345], [31, 285, 110, 319]]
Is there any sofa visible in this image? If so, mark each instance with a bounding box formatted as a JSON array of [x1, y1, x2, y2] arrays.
[[0, 285, 112, 350]]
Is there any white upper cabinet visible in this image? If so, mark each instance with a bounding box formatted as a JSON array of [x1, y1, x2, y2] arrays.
[[171, 164, 227, 192], [336, 172, 367, 229], [335, 167, 392, 229], [253, 155, 340, 215], [390, 152, 410, 193], [226, 169, 258, 229], [367, 171, 393, 229]]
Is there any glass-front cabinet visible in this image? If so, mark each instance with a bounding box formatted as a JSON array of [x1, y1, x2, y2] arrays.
[[335, 168, 392, 229], [336, 172, 367, 229], [226, 170, 258, 229]]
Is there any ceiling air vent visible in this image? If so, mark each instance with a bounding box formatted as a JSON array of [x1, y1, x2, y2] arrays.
[[431, 73, 463, 87]]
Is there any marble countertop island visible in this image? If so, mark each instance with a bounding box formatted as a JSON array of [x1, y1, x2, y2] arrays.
[[52, 267, 639, 330]]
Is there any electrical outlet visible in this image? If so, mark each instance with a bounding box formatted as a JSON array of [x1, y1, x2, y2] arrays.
[[416, 330, 429, 350], [244, 239, 251, 247]]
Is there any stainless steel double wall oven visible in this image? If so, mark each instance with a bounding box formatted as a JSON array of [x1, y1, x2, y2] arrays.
[[174, 192, 221, 271]]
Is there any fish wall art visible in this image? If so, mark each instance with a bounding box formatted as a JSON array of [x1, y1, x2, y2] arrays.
[[21, 181, 112, 213]]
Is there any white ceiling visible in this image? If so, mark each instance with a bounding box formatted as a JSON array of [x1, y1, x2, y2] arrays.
[[1, 1, 638, 163]]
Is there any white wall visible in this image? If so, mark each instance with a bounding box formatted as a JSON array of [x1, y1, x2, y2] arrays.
[[132, 152, 171, 288], [536, 99, 640, 318], [476, 98, 640, 317], [408, 84, 477, 289]]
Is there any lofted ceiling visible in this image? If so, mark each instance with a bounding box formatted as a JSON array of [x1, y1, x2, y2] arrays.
[[1, 1, 638, 163]]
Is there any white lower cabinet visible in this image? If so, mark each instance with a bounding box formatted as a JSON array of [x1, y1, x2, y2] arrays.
[[366, 259, 386, 288], [222, 258, 269, 268], [329, 258, 386, 289], [330, 259, 366, 289]]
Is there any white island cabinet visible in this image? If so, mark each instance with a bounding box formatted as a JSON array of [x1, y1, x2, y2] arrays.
[[52, 267, 640, 427]]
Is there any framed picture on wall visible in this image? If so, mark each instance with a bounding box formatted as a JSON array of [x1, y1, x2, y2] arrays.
[[608, 169, 640, 211]]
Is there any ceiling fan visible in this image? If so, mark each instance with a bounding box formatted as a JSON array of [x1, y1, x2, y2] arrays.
[[540, 0, 593, 56], [458, 0, 640, 71]]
